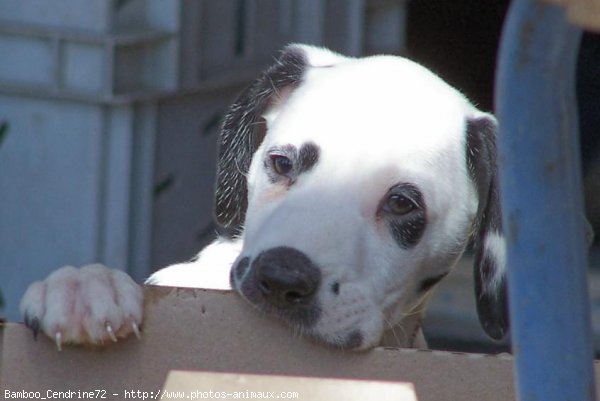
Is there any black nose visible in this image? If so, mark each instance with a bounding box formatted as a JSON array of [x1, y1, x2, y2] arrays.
[[254, 247, 321, 308]]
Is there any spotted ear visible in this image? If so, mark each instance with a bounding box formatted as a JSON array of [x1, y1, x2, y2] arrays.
[[214, 44, 347, 237], [466, 113, 509, 341], [214, 45, 306, 238]]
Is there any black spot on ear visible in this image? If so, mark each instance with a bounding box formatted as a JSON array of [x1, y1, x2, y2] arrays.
[[215, 46, 308, 237], [418, 272, 449, 293], [466, 117, 497, 225], [466, 115, 509, 340]]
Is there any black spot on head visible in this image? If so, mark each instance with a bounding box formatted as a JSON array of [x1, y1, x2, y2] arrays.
[[264, 141, 321, 184], [298, 142, 320, 174], [331, 282, 340, 295], [418, 271, 449, 293]]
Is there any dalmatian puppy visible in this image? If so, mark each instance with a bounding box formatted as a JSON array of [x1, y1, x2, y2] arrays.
[[19, 44, 508, 351]]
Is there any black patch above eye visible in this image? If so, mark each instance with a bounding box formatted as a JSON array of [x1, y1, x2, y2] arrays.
[[298, 142, 320, 174], [265, 142, 320, 183]]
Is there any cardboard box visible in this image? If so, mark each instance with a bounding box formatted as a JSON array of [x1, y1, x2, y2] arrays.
[[1, 286, 515, 401]]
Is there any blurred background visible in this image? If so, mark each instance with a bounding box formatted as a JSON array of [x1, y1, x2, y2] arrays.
[[1, 0, 599, 354]]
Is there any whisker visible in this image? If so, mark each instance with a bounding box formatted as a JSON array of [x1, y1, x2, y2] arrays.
[[403, 304, 428, 318], [383, 315, 406, 347]]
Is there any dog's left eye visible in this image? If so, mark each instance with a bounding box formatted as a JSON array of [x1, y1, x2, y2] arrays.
[[385, 194, 417, 215], [270, 155, 294, 176]]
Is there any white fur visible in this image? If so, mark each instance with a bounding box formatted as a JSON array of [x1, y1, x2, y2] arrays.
[[483, 231, 507, 294], [293, 43, 350, 67], [146, 238, 241, 289]]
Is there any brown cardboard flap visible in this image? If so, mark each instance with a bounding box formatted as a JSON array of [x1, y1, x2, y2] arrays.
[[1, 286, 514, 401], [163, 371, 417, 401]]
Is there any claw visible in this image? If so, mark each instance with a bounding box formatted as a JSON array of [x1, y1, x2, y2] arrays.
[[131, 322, 141, 340], [106, 324, 118, 342], [55, 331, 62, 351]]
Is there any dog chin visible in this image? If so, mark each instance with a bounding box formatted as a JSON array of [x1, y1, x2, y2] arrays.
[[311, 328, 381, 351], [232, 284, 381, 351]]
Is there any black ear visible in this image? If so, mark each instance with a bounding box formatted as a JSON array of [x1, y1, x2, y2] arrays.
[[466, 114, 509, 341], [214, 45, 308, 238]]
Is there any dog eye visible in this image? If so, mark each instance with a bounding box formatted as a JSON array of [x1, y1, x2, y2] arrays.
[[270, 155, 294, 176], [385, 194, 417, 215]]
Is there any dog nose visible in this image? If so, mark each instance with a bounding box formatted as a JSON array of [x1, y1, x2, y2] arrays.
[[254, 247, 321, 308]]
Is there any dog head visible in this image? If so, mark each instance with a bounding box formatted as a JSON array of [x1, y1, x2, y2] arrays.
[[217, 44, 508, 350]]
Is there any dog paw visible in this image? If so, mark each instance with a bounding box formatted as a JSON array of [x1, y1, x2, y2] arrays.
[[19, 264, 143, 350]]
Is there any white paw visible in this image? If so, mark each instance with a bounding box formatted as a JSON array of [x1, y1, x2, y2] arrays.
[[19, 264, 143, 350]]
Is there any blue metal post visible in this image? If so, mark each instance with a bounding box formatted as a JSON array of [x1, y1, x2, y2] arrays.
[[496, 1, 595, 400]]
